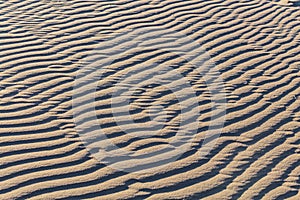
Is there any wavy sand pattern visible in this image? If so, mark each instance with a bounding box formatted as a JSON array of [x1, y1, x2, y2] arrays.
[[0, 0, 300, 199]]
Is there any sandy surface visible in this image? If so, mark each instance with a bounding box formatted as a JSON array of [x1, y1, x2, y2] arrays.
[[0, 0, 299, 199]]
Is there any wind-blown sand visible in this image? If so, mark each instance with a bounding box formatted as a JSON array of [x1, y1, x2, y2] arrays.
[[0, 0, 299, 199]]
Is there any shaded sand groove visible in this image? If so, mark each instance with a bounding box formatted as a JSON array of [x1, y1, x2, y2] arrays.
[[0, 0, 299, 199]]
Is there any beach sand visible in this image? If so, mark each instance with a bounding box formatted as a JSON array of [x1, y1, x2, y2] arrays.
[[0, 0, 299, 199]]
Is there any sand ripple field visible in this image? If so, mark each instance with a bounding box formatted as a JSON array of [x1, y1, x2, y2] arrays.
[[0, 0, 299, 199]]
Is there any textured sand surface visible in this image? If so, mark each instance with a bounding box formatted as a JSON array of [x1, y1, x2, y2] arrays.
[[0, 0, 300, 199]]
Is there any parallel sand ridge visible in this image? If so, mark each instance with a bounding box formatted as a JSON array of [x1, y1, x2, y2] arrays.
[[0, 0, 299, 199]]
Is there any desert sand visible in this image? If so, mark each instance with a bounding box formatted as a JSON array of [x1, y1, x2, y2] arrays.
[[0, 0, 299, 199]]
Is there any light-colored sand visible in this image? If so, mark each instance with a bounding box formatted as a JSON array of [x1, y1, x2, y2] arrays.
[[0, 0, 299, 199]]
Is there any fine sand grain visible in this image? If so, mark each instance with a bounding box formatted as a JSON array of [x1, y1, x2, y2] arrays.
[[0, 0, 299, 199]]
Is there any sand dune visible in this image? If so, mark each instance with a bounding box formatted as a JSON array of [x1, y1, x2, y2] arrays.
[[0, 0, 299, 199]]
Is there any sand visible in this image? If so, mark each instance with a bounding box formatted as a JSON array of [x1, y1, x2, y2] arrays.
[[0, 0, 299, 199]]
